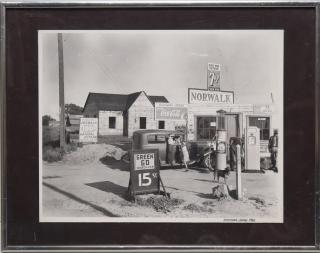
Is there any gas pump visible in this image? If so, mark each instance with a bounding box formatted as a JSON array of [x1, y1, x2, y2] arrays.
[[245, 126, 260, 171], [216, 110, 227, 171]]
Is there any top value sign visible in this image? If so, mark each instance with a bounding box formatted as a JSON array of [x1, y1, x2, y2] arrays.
[[188, 88, 234, 105], [207, 63, 221, 91]]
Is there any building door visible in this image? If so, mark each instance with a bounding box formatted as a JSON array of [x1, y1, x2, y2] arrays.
[[123, 112, 128, 136]]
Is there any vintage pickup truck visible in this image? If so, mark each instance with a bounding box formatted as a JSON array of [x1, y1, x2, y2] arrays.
[[132, 129, 214, 168]]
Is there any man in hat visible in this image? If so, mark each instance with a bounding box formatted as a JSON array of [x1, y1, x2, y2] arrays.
[[268, 129, 279, 172]]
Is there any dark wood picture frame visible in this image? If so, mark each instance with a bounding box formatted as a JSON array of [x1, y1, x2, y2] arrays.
[[0, 1, 319, 252]]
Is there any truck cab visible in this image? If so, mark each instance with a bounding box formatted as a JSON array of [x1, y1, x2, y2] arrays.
[[132, 130, 185, 167]]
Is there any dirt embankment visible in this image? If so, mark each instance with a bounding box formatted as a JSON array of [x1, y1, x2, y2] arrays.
[[62, 144, 127, 165]]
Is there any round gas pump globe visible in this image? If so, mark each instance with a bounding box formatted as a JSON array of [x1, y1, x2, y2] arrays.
[[217, 142, 226, 153]]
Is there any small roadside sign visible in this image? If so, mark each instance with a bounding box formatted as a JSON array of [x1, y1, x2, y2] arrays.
[[79, 118, 98, 143], [129, 149, 160, 196]]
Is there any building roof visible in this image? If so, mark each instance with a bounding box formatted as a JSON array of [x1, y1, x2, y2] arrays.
[[148, 95, 169, 105], [83, 91, 168, 115]]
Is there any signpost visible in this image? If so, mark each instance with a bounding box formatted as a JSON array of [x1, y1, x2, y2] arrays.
[[128, 149, 167, 199], [79, 118, 98, 143], [236, 144, 243, 200]]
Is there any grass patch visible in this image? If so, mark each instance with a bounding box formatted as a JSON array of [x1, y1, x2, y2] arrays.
[[135, 195, 184, 213], [183, 203, 214, 213], [248, 196, 266, 206], [43, 147, 64, 162], [43, 142, 79, 163], [43, 125, 59, 145], [202, 200, 215, 206]]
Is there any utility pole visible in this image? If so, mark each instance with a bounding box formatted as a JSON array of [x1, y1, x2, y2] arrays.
[[58, 33, 66, 148]]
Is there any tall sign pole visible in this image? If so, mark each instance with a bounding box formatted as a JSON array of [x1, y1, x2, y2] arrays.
[[236, 144, 243, 200], [58, 33, 66, 148]]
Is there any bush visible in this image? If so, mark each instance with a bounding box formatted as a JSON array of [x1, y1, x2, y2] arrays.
[[43, 125, 60, 145], [43, 143, 79, 162], [62, 142, 77, 153], [42, 115, 53, 126], [43, 147, 64, 162]]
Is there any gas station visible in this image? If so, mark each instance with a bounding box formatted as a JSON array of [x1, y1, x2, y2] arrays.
[[183, 63, 278, 171]]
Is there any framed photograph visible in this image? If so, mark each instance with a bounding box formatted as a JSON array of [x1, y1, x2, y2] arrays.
[[1, 1, 319, 252]]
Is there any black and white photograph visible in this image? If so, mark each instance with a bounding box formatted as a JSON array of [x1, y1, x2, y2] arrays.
[[39, 30, 283, 223]]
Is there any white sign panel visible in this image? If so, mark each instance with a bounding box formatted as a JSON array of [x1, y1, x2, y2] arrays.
[[79, 118, 98, 143], [188, 88, 234, 105], [155, 103, 188, 120], [134, 153, 155, 171]]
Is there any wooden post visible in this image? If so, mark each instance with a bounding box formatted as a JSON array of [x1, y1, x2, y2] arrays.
[[236, 144, 243, 200], [58, 33, 66, 148]]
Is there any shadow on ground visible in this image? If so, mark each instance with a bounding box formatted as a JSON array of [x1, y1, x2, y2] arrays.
[[196, 193, 213, 199], [43, 176, 62, 179], [86, 181, 127, 198], [166, 186, 202, 194], [196, 188, 237, 200], [99, 156, 129, 171], [194, 178, 214, 183], [43, 182, 119, 217]]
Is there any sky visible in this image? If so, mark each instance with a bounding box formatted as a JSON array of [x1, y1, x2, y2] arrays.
[[39, 30, 283, 120]]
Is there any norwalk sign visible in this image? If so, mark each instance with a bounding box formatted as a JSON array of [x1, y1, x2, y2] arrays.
[[188, 88, 234, 105]]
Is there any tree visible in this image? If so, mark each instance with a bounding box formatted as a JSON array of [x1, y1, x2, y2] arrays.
[[65, 103, 83, 115], [42, 115, 54, 126]]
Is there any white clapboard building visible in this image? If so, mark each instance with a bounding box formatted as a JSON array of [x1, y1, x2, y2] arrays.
[[83, 91, 172, 137]]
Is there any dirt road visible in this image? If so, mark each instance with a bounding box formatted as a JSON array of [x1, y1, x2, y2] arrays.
[[41, 144, 282, 222]]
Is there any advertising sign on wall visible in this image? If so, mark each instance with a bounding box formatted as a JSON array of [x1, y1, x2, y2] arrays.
[[155, 103, 188, 120], [79, 118, 98, 143], [207, 63, 221, 91], [188, 88, 234, 105]]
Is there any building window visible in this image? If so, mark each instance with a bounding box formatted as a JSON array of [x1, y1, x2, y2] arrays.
[[109, 117, 116, 129], [196, 116, 216, 140], [140, 117, 146, 129], [147, 134, 166, 144], [248, 116, 270, 140], [158, 121, 165, 129]]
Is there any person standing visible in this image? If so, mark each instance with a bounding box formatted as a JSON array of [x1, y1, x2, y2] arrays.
[[181, 141, 190, 171], [175, 135, 183, 164], [229, 138, 238, 171], [268, 129, 279, 172], [168, 134, 176, 167]]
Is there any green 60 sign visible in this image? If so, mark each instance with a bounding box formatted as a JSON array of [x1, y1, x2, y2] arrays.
[[130, 149, 160, 195]]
